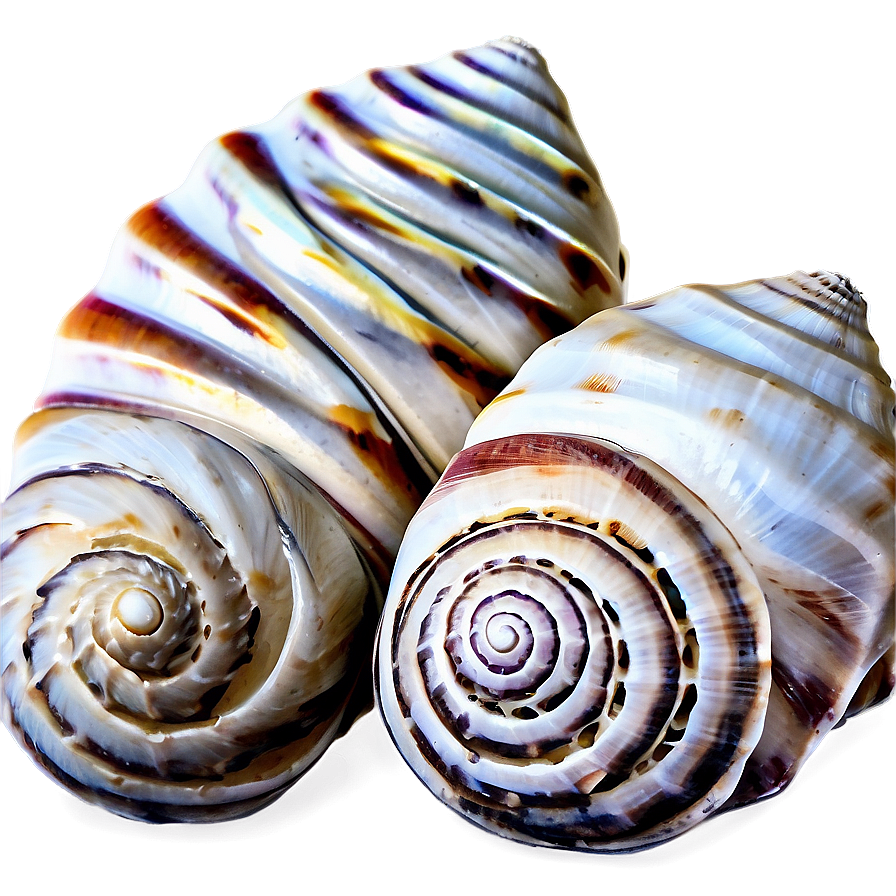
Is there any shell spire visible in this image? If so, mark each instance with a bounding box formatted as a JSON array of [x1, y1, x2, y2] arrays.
[[376, 270, 894, 850], [0, 40, 624, 821]]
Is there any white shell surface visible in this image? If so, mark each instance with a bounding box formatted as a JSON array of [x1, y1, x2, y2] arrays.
[[465, 271, 895, 803], [0, 38, 623, 822], [377, 271, 894, 850], [378, 434, 771, 851], [3, 411, 370, 816]]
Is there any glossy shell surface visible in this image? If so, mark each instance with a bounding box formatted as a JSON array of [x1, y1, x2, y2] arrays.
[[0, 38, 624, 821], [376, 271, 895, 851]]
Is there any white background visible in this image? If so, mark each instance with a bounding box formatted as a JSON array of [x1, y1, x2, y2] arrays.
[[0, 1, 893, 893]]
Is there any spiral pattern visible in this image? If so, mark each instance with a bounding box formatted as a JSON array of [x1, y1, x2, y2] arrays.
[[2, 411, 374, 820], [465, 271, 895, 807], [378, 434, 771, 851]]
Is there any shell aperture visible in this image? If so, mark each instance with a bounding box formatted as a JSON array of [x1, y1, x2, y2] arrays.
[[0, 38, 624, 822], [376, 271, 895, 851]]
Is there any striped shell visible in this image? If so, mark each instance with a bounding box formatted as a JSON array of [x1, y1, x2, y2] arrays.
[[376, 271, 894, 851], [0, 39, 624, 822]]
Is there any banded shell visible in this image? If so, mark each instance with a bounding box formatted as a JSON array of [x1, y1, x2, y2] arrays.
[[0, 38, 624, 821], [376, 271, 894, 851]]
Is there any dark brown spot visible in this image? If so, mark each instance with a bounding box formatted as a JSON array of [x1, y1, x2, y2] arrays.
[[563, 171, 590, 200], [461, 264, 496, 296], [559, 245, 611, 293], [617, 641, 629, 670], [656, 568, 687, 620], [708, 407, 746, 427], [729, 755, 791, 806], [427, 340, 509, 408], [451, 180, 482, 205]]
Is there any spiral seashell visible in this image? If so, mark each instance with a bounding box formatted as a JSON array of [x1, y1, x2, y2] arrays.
[[0, 38, 624, 821], [376, 271, 894, 851]]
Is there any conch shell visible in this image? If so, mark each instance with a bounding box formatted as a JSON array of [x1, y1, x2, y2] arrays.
[[376, 271, 894, 851], [0, 38, 624, 821]]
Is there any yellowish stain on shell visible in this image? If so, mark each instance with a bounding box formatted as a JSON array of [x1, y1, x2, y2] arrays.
[[579, 372, 622, 393]]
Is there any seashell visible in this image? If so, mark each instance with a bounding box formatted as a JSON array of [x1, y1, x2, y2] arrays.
[[376, 270, 895, 852], [0, 38, 624, 822]]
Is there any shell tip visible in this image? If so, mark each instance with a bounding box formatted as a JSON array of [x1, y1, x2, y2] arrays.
[[488, 35, 545, 63]]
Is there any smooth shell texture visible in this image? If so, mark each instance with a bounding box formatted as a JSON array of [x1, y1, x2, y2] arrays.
[[376, 271, 894, 851], [0, 38, 624, 822]]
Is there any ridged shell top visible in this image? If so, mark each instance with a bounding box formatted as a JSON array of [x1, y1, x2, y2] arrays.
[[38, 36, 624, 563]]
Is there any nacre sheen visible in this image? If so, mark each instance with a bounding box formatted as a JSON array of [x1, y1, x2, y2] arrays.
[[0, 38, 624, 822], [376, 271, 894, 852]]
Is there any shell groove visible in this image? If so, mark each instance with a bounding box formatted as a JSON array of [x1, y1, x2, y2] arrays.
[[376, 271, 895, 850], [0, 38, 624, 821]]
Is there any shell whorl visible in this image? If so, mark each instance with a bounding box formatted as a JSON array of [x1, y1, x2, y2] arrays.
[[3, 413, 372, 820], [0, 39, 623, 821], [376, 271, 894, 850], [42, 38, 624, 556]]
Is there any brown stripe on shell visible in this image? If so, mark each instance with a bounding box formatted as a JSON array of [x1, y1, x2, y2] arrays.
[[57, 295, 427, 505], [770, 660, 837, 729], [459, 264, 578, 343], [317, 186, 405, 236], [0, 521, 72, 560], [220, 130, 293, 197], [127, 202, 306, 334], [782, 584, 862, 645], [329, 404, 423, 498], [307, 90, 377, 140], [303, 98, 443, 184], [290, 193, 518, 406]]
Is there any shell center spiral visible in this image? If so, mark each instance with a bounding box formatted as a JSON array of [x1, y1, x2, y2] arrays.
[[487, 616, 521, 653], [113, 587, 164, 636]]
